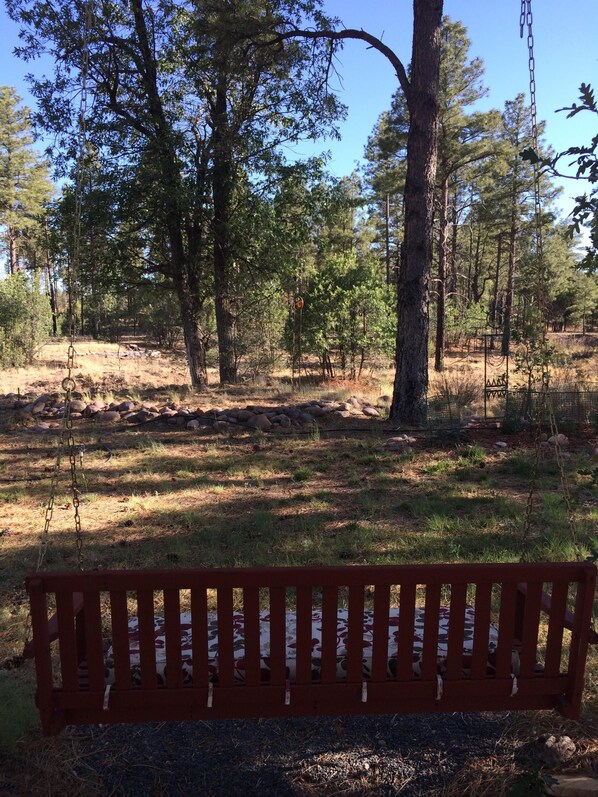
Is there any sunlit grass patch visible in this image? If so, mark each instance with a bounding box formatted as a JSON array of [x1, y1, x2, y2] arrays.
[[292, 466, 316, 482], [0, 487, 25, 503]]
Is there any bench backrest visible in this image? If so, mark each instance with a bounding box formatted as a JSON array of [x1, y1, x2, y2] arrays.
[[26, 561, 596, 732]]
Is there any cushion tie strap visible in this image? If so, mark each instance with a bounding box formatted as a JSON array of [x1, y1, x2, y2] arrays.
[[285, 679, 291, 706], [436, 675, 444, 701], [361, 681, 368, 703], [103, 684, 111, 711], [207, 683, 213, 708], [510, 674, 518, 697]]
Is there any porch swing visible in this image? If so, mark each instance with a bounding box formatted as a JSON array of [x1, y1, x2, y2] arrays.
[[22, 2, 596, 736]]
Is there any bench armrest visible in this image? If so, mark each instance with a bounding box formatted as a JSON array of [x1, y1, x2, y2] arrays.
[[517, 582, 598, 645], [22, 592, 85, 659]]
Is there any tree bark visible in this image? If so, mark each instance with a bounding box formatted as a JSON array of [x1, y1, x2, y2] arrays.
[[502, 204, 517, 356], [449, 188, 459, 298], [434, 175, 449, 372], [390, 0, 444, 425], [490, 232, 503, 327], [212, 63, 238, 384]]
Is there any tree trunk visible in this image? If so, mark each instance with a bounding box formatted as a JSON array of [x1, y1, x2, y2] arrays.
[[46, 257, 58, 335], [434, 176, 449, 372], [390, 0, 443, 426], [8, 227, 18, 273], [131, 0, 209, 387], [212, 66, 238, 384], [174, 269, 208, 386], [490, 232, 502, 327], [501, 208, 517, 356], [471, 228, 483, 303], [448, 188, 459, 298]]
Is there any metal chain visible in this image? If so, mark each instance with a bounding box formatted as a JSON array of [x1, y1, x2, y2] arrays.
[[519, 1, 583, 565], [35, 2, 93, 576], [64, 0, 93, 570], [36, 351, 84, 575]]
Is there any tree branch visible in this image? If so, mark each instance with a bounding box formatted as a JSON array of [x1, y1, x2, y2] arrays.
[[267, 28, 411, 103]]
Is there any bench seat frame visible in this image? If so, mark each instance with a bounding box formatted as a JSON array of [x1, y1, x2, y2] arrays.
[[25, 561, 597, 735]]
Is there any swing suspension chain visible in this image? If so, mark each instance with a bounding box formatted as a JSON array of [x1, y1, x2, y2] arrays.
[[520, 1, 546, 318], [519, 1, 583, 564], [36, 2, 93, 576]]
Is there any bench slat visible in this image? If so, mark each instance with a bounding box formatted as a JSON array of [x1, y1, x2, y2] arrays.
[[243, 587, 261, 687], [471, 582, 493, 679], [519, 580, 543, 679], [372, 584, 391, 681], [110, 590, 131, 690], [347, 585, 365, 683], [321, 585, 338, 684], [190, 588, 208, 688], [397, 583, 416, 681], [496, 581, 517, 679], [422, 583, 441, 681], [217, 587, 234, 687], [544, 580, 569, 677], [164, 589, 182, 689], [56, 591, 78, 691], [269, 587, 286, 686], [446, 582, 467, 680], [83, 591, 104, 691], [137, 590, 157, 689]]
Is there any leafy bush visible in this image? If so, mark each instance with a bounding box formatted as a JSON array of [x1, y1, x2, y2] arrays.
[[0, 272, 52, 367]]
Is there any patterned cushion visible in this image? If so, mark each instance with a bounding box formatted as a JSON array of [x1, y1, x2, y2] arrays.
[[102, 608, 501, 687]]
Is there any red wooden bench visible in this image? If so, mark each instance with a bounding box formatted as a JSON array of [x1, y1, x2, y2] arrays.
[[24, 561, 597, 735]]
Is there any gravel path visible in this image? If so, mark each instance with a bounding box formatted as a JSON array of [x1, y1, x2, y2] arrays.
[[68, 711, 512, 796]]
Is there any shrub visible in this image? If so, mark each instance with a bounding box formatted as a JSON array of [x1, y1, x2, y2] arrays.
[[429, 368, 482, 411], [0, 272, 52, 367]]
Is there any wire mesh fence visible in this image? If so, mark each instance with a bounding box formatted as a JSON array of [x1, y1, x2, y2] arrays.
[[424, 387, 598, 432], [507, 388, 598, 430]]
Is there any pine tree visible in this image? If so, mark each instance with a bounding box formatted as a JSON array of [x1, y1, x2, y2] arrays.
[[0, 86, 53, 274]]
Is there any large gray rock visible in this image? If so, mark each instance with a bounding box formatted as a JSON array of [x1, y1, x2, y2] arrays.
[[98, 410, 121, 423], [247, 413, 272, 431], [117, 400, 137, 412], [84, 402, 105, 416], [71, 399, 87, 412], [331, 410, 353, 420], [363, 406, 380, 417], [548, 434, 569, 447]]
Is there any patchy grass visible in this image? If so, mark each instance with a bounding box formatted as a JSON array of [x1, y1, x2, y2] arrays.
[[0, 353, 597, 795]]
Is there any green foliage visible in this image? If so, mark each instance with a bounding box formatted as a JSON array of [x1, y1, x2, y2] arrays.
[[292, 251, 394, 377], [444, 301, 487, 347], [522, 83, 598, 272], [0, 86, 53, 275], [0, 272, 51, 366]]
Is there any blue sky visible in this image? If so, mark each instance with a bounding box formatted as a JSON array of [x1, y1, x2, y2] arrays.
[[1, 0, 597, 218]]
